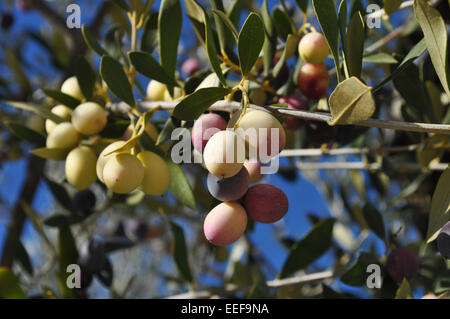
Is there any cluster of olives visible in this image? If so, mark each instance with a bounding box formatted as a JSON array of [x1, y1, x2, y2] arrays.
[[46, 77, 171, 196], [191, 111, 289, 246], [297, 32, 330, 100]]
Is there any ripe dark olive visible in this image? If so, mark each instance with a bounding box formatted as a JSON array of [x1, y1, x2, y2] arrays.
[[78, 236, 107, 274], [437, 221, 450, 259], [386, 248, 419, 283], [1, 13, 14, 31], [72, 189, 96, 217]]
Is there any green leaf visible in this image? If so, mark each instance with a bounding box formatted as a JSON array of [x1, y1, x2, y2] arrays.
[[44, 177, 74, 212], [346, 12, 365, 78], [328, 77, 375, 125], [167, 160, 196, 209], [128, 51, 179, 88], [74, 57, 96, 100], [44, 214, 83, 228], [169, 221, 193, 282], [30, 147, 69, 161], [340, 252, 379, 286], [212, 9, 239, 40], [384, 0, 403, 15], [42, 89, 81, 109], [141, 11, 159, 54], [211, 1, 233, 53], [338, 0, 348, 56], [295, 0, 308, 13], [363, 52, 398, 64], [395, 278, 413, 299], [100, 55, 135, 107], [2, 101, 64, 123], [313, 0, 341, 81], [426, 166, 450, 243], [5, 230, 33, 275], [20, 202, 55, 251], [0, 268, 26, 299], [261, 0, 276, 76], [273, 34, 299, 78], [111, 0, 130, 11], [238, 13, 265, 76], [57, 226, 78, 298], [392, 64, 430, 120], [139, 131, 166, 158], [362, 202, 386, 241], [5, 121, 45, 146], [414, 0, 450, 98], [157, 117, 178, 145], [390, 172, 430, 205], [279, 218, 335, 278], [158, 0, 182, 78], [373, 38, 427, 92], [81, 25, 108, 56], [173, 87, 231, 121], [272, 7, 292, 40], [202, 2, 227, 86], [104, 237, 135, 253]]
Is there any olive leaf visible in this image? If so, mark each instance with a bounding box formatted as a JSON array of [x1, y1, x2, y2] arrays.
[[414, 0, 450, 98], [384, 0, 403, 15], [158, 0, 182, 78], [328, 77, 375, 125], [42, 89, 81, 109], [346, 12, 365, 78], [30, 147, 69, 161], [0, 268, 26, 299], [238, 13, 265, 76], [169, 221, 193, 282], [3, 101, 64, 123], [395, 278, 413, 299], [426, 165, 450, 243], [5, 121, 46, 146]]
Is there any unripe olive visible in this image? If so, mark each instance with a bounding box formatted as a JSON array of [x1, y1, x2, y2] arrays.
[[163, 86, 184, 101], [278, 95, 308, 130], [103, 153, 144, 193], [71, 102, 108, 136], [61, 76, 84, 101], [236, 110, 286, 159], [192, 113, 228, 152], [206, 166, 250, 201], [243, 184, 289, 223], [298, 63, 329, 100], [386, 248, 419, 283], [244, 160, 263, 184], [203, 130, 245, 178], [45, 104, 72, 134], [65, 146, 97, 190], [46, 122, 81, 149], [146, 80, 167, 101], [298, 32, 329, 64], [203, 202, 247, 246], [137, 151, 171, 195], [26, 115, 45, 133], [96, 141, 126, 182], [437, 221, 450, 259]]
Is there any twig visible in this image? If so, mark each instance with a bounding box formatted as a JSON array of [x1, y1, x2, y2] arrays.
[[164, 270, 334, 299], [279, 144, 450, 157], [116, 100, 450, 135], [363, 0, 414, 21], [295, 161, 448, 171]]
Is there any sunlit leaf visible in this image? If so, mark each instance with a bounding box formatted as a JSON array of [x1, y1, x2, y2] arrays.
[[238, 13, 265, 76], [426, 166, 450, 243]]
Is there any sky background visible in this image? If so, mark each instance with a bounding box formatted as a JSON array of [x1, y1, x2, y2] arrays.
[[0, 0, 422, 298]]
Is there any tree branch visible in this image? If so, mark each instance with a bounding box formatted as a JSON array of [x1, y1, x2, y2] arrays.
[[164, 270, 334, 299], [112, 100, 450, 135]]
